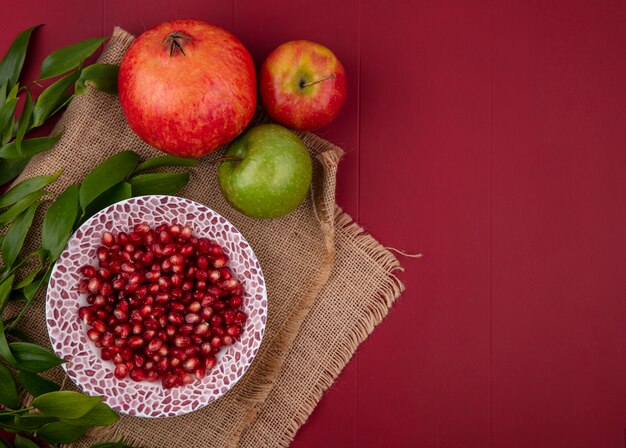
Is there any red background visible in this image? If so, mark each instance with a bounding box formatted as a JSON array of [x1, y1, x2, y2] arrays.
[[3, 0, 626, 446]]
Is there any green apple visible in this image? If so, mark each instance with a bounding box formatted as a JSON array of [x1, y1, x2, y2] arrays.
[[217, 124, 313, 219]]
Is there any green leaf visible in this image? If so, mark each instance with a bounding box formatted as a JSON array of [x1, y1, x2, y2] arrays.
[[41, 183, 79, 260], [128, 172, 190, 197], [13, 434, 41, 448], [0, 134, 61, 159], [79, 151, 140, 209], [0, 438, 11, 448], [134, 155, 197, 174], [0, 98, 17, 138], [37, 420, 90, 444], [0, 274, 14, 314], [0, 26, 38, 89], [39, 37, 108, 80], [63, 401, 118, 427], [75, 63, 119, 95], [8, 342, 66, 373], [22, 266, 51, 302], [0, 80, 7, 103], [16, 371, 60, 397], [0, 320, 18, 367], [14, 268, 40, 290], [31, 70, 80, 128], [14, 90, 32, 154], [0, 191, 45, 225], [33, 391, 101, 419], [13, 415, 58, 432], [0, 362, 18, 409], [0, 171, 60, 208], [2, 202, 39, 268], [0, 157, 30, 185], [82, 181, 131, 222]]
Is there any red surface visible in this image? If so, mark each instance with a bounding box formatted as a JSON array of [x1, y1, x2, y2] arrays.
[[3, 1, 626, 446]]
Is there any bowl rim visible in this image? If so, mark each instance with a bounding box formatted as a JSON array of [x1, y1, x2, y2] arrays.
[[45, 194, 267, 418]]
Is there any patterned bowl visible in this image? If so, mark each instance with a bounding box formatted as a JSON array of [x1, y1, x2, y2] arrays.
[[46, 195, 267, 417]]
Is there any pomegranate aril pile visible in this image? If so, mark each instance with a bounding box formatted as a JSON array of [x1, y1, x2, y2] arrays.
[[77, 224, 247, 389]]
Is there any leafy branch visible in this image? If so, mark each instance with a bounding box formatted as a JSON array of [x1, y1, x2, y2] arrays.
[[0, 25, 119, 185], [0, 152, 195, 445]]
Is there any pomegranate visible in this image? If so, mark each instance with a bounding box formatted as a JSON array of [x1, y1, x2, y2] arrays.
[[118, 19, 256, 158], [77, 224, 248, 389]]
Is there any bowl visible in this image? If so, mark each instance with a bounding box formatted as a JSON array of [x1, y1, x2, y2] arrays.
[[46, 195, 267, 417]]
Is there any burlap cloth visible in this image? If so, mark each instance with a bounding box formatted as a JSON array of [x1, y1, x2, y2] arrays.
[[13, 28, 405, 447]]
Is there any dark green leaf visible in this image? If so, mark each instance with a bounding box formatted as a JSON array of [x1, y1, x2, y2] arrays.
[[0, 362, 18, 409], [16, 371, 60, 397], [0, 98, 17, 138], [0, 134, 61, 159], [0, 275, 14, 314], [0, 157, 30, 185], [41, 183, 79, 260], [0, 437, 11, 448], [39, 37, 108, 80], [8, 342, 66, 373], [22, 266, 51, 302], [0, 191, 45, 224], [13, 415, 58, 432], [134, 155, 197, 174], [79, 151, 140, 209], [14, 90, 32, 154], [0, 171, 60, 208], [8, 290, 26, 302], [31, 70, 80, 128], [63, 401, 118, 427], [0, 26, 38, 89], [33, 391, 101, 419], [128, 172, 190, 197], [76, 63, 119, 95], [0, 80, 7, 103], [82, 181, 131, 222], [37, 421, 89, 444], [13, 434, 41, 448], [2, 202, 39, 268], [14, 268, 40, 290], [0, 320, 18, 367]]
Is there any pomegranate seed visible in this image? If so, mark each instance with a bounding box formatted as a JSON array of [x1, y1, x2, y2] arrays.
[[170, 254, 183, 266], [146, 370, 159, 382], [185, 266, 197, 278], [171, 264, 184, 274], [195, 281, 207, 290], [208, 244, 223, 256], [222, 335, 234, 346], [147, 338, 162, 352], [213, 301, 226, 311], [129, 232, 143, 245], [196, 255, 209, 269], [158, 277, 171, 291], [121, 263, 136, 273], [179, 324, 194, 335], [229, 296, 242, 308], [195, 270, 208, 282], [114, 363, 129, 379], [166, 325, 177, 337], [149, 284, 161, 295], [113, 307, 128, 322], [201, 307, 214, 319], [211, 315, 223, 327], [185, 313, 200, 324], [130, 368, 146, 382], [171, 274, 183, 288], [204, 356, 217, 370], [197, 238, 211, 253], [183, 356, 199, 372], [219, 268, 232, 280], [180, 372, 195, 385], [201, 295, 216, 307], [181, 226, 193, 240], [188, 301, 201, 313], [200, 342, 213, 356], [132, 321, 143, 334], [78, 280, 90, 294], [78, 306, 94, 324], [133, 354, 145, 368], [171, 288, 184, 299], [121, 347, 133, 361], [162, 374, 178, 389], [195, 368, 206, 379], [102, 232, 115, 247], [191, 335, 204, 345], [119, 323, 131, 338], [210, 337, 222, 348], [227, 325, 241, 336], [81, 265, 97, 278], [130, 310, 142, 322], [174, 335, 191, 348], [92, 319, 106, 332], [124, 243, 136, 253], [128, 336, 144, 349], [101, 347, 113, 360], [139, 304, 153, 318], [158, 345, 169, 357], [180, 244, 194, 257], [144, 318, 158, 330], [208, 270, 221, 283], [213, 254, 228, 269], [234, 311, 247, 324], [88, 277, 101, 293], [109, 260, 122, 273], [112, 278, 125, 290], [168, 313, 184, 325], [143, 330, 157, 341], [113, 353, 124, 364], [114, 338, 127, 348], [87, 329, 100, 342]]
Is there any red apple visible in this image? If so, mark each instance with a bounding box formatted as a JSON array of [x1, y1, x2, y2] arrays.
[[118, 19, 256, 158], [259, 40, 347, 131]]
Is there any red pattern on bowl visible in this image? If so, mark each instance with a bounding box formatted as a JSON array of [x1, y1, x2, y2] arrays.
[[46, 195, 267, 418]]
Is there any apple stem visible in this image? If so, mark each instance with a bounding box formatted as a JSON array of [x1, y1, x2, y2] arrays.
[[301, 74, 336, 88], [211, 157, 243, 164], [164, 32, 191, 56]]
